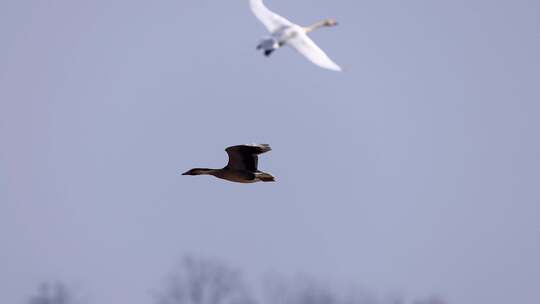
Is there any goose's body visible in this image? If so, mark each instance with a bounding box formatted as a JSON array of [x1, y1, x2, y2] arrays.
[[250, 0, 342, 71], [182, 144, 275, 184]]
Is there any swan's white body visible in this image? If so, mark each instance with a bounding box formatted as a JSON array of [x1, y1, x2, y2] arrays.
[[250, 0, 342, 71]]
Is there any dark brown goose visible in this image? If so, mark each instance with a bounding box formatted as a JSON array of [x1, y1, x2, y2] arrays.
[[182, 144, 275, 183]]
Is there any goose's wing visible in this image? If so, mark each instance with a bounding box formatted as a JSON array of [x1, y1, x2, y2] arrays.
[[225, 144, 271, 171], [287, 31, 342, 71], [250, 0, 293, 32]]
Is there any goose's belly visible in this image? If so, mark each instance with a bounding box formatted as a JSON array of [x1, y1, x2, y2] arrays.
[[212, 170, 257, 184]]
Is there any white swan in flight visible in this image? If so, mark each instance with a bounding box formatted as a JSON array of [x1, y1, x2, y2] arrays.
[[250, 0, 342, 71]]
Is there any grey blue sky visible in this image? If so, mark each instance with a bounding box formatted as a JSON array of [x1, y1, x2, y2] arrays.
[[1, 0, 539, 303]]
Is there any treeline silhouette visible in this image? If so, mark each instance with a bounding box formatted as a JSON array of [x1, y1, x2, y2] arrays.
[[27, 256, 447, 304]]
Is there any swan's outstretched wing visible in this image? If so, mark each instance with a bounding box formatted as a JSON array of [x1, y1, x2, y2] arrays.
[[250, 0, 293, 32], [287, 32, 342, 71]]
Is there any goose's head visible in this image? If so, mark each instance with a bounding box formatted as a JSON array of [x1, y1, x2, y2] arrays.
[[182, 168, 214, 176]]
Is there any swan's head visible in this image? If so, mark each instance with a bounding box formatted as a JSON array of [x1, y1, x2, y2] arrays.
[[324, 19, 338, 27]]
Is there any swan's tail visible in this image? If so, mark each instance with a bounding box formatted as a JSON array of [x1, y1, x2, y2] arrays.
[[257, 37, 279, 57]]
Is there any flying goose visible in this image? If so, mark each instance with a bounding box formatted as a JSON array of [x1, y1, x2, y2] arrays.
[[182, 144, 275, 183], [251, 0, 342, 71]]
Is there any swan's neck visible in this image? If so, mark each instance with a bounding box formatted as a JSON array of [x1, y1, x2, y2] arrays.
[[304, 19, 337, 33]]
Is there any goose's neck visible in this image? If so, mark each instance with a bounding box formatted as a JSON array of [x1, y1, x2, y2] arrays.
[[196, 168, 219, 175], [304, 19, 337, 33], [203, 169, 219, 175]]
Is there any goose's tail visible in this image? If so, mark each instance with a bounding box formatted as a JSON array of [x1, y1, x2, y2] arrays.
[[256, 172, 276, 182]]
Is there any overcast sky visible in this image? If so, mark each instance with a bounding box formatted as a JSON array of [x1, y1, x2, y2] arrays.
[[1, 0, 539, 303]]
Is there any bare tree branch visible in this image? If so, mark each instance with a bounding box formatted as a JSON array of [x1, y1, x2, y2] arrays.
[[28, 282, 78, 304], [156, 256, 256, 304]]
